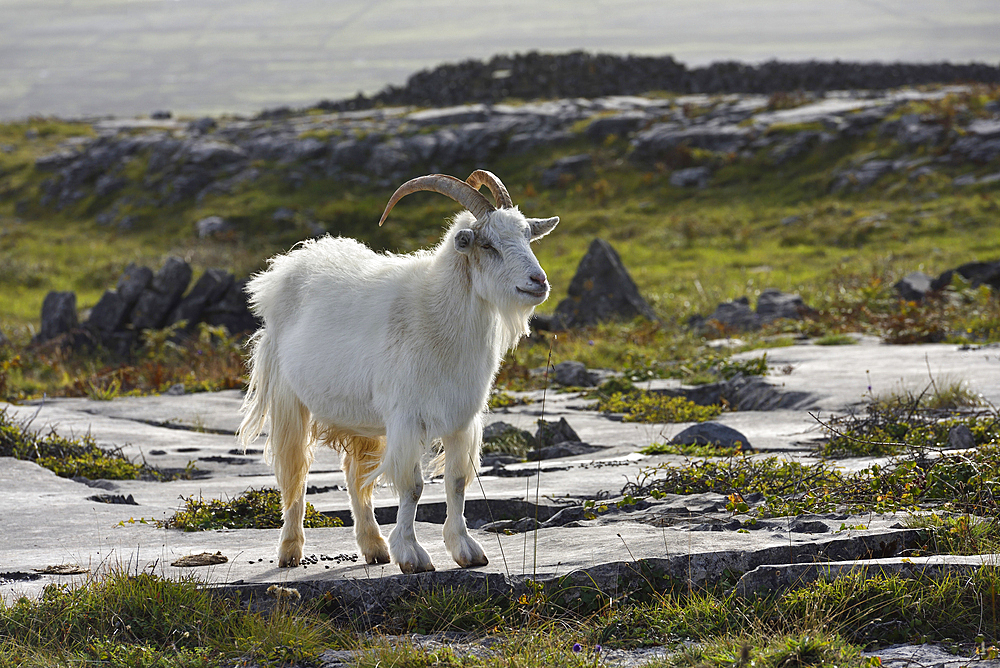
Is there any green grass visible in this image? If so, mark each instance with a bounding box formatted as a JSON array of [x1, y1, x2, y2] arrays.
[[0, 406, 196, 481], [0, 568, 350, 667], [159, 487, 343, 531]]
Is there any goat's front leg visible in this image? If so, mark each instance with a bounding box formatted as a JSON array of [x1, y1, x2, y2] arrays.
[[442, 424, 488, 568], [388, 460, 435, 574]]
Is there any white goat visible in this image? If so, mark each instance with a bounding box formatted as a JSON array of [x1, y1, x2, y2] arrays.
[[237, 171, 558, 573]]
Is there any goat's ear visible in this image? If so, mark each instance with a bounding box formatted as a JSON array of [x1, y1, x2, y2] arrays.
[[454, 229, 475, 254], [528, 216, 559, 240]]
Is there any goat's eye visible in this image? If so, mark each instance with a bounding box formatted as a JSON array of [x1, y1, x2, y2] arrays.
[[480, 243, 498, 254]]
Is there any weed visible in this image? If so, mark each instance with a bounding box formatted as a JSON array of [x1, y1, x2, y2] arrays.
[[0, 568, 347, 667], [160, 488, 343, 531], [482, 425, 534, 458], [0, 407, 191, 481], [814, 333, 857, 345], [640, 442, 746, 457]]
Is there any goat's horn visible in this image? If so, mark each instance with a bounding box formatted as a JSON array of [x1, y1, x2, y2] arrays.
[[378, 174, 495, 226], [466, 170, 513, 209]]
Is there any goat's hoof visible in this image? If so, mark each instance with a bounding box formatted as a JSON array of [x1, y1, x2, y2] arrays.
[[277, 541, 303, 568], [277, 554, 301, 568], [365, 550, 390, 565], [399, 561, 436, 575], [361, 536, 391, 565], [459, 553, 489, 569], [447, 533, 489, 568]]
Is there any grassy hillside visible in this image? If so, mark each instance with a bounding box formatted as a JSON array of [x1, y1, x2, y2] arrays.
[[1, 87, 999, 398]]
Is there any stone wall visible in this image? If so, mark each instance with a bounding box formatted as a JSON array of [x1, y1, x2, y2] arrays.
[[311, 52, 1000, 113]]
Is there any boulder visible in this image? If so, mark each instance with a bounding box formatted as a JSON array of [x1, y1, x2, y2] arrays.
[[34, 291, 77, 343], [202, 278, 259, 335], [535, 417, 581, 447], [669, 166, 711, 188], [168, 269, 235, 328], [933, 260, 1000, 292], [130, 257, 192, 331], [116, 263, 153, 310], [894, 271, 934, 302], [553, 238, 658, 329], [756, 289, 814, 323], [85, 290, 129, 336], [195, 215, 232, 238], [552, 361, 598, 387], [670, 422, 753, 451], [703, 297, 760, 332]]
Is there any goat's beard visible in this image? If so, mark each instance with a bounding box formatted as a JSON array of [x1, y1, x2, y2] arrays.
[[496, 301, 535, 353]]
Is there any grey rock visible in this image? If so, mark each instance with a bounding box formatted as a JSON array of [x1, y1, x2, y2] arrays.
[[894, 271, 934, 302], [553, 238, 658, 328], [552, 361, 597, 387], [947, 424, 975, 450], [130, 257, 193, 331], [187, 117, 217, 135], [195, 215, 232, 238], [669, 165, 710, 188], [535, 417, 580, 447], [933, 260, 1000, 291], [789, 519, 831, 533], [632, 122, 750, 159], [182, 139, 246, 167], [85, 290, 129, 336], [116, 263, 153, 309], [526, 441, 604, 461], [165, 383, 186, 396], [967, 118, 1000, 140], [202, 278, 259, 334], [34, 291, 77, 343], [950, 135, 1000, 163], [670, 422, 753, 450], [585, 112, 647, 141], [756, 289, 813, 323], [35, 149, 80, 171], [769, 131, 831, 164], [703, 297, 760, 332], [483, 421, 531, 444], [953, 174, 978, 187], [168, 268, 234, 328], [831, 159, 896, 192]]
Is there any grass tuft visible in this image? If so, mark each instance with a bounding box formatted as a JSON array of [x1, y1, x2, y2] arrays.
[[160, 487, 343, 531]]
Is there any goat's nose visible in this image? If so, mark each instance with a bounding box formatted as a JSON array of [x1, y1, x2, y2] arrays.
[[529, 271, 547, 287]]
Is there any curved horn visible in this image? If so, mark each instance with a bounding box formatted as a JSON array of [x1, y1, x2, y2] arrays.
[[466, 169, 513, 209], [378, 174, 495, 226]]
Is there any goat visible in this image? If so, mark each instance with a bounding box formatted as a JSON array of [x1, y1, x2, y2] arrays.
[[237, 170, 558, 573]]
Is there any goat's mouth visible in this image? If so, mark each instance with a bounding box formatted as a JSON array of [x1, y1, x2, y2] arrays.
[[516, 286, 548, 301]]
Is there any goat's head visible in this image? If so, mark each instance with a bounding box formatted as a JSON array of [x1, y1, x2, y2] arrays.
[[379, 171, 559, 308]]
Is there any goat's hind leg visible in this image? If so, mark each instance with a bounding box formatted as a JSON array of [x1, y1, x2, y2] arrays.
[[342, 436, 390, 565], [442, 423, 488, 568], [270, 396, 313, 568]]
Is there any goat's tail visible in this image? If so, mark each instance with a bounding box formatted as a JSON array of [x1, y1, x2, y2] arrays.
[[238, 328, 284, 465]]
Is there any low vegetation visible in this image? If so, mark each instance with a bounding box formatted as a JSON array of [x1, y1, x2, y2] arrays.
[[5, 563, 1000, 667], [0, 407, 195, 481], [159, 487, 343, 531]]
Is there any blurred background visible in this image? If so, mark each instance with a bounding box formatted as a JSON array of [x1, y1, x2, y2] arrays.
[[2, 0, 998, 120]]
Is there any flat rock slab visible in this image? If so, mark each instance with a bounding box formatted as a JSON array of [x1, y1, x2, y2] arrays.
[[2, 340, 997, 606]]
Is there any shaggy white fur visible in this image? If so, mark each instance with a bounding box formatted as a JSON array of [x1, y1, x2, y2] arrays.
[[237, 176, 558, 573]]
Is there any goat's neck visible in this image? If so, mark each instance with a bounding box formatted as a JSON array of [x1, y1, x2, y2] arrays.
[[423, 253, 506, 364]]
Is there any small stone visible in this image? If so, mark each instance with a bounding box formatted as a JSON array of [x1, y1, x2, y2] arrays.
[[670, 423, 753, 451], [947, 424, 975, 450], [552, 361, 597, 387]]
